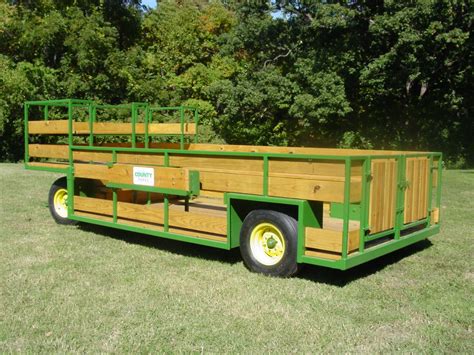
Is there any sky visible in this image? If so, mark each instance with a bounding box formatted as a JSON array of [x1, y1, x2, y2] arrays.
[[140, 1, 283, 18], [142, 0, 157, 8]]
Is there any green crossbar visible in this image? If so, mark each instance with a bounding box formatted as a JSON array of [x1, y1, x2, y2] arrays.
[[106, 183, 190, 197]]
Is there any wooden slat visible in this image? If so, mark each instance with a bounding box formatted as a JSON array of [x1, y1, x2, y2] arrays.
[[368, 159, 397, 234], [304, 249, 341, 260], [382, 161, 391, 230], [432, 164, 438, 187], [305, 227, 359, 253], [170, 155, 263, 172], [419, 159, 427, 219], [30, 146, 162, 165], [75, 150, 113, 162], [74, 163, 189, 190], [27, 162, 69, 169], [174, 143, 422, 156], [199, 170, 263, 195], [404, 159, 414, 223], [73, 211, 226, 242], [102, 142, 412, 156], [29, 144, 68, 159], [270, 159, 362, 178], [74, 122, 133, 135], [431, 207, 439, 224], [389, 160, 397, 228], [147, 123, 196, 135], [412, 158, 420, 221], [269, 176, 361, 203], [404, 157, 429, 224], [28, 120, 196, 135], [28, 120, 69, 134], [117, 153, 164, 166], [74, 196, 227, 235]]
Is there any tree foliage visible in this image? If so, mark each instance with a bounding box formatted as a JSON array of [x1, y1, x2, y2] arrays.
[[0, 0, 472, 166]]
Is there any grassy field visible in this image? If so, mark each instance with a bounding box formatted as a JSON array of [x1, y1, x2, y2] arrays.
[[0, 163, 472, 352]]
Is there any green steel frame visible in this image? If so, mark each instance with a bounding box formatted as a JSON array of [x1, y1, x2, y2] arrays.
[[23, 99, 443, 270]]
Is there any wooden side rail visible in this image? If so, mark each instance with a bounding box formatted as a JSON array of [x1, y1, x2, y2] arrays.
[[28, 145, 363, 203], [74, 196, 227, 237], [368, 159, 398, 234], [29, 144, 362, 177], [305, 227, 360, 254], [72, 163, 361, 203], [28, 120, 196, 135], [74, 163, 191, 192], [404, 157, 430, 224]]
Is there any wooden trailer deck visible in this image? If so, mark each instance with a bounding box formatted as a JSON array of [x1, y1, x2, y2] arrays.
[[23, 99, 442, 272]]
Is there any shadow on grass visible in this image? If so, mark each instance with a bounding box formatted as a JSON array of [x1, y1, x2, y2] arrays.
[[77, 223, 242, 265], [299, 239, 433, 286], [78, 223, 433, 286]]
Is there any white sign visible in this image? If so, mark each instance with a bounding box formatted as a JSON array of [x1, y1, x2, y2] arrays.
[[133, 167, 155, 186]]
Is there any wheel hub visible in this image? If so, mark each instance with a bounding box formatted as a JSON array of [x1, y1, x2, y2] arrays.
[[53, 188, 68, 218], [249, 223, 286, 266], [266, 236, 277, 249]]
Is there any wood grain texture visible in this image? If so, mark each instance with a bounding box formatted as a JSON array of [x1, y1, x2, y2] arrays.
[[431, 207, 439, 224], [304, 249, 342, 260], [73, 211, 226, 241], [28, 120, 196, 135], [269, 175, 361, 203], [74, 196, 227, 236], [305, 227, 360, 253], [74, 163, 189, 190], [404, 157, 429, 224], [368, 159, 397, 234]]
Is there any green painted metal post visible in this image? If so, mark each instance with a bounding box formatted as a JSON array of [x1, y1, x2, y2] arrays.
[[112, 189, 118, 223], [179, 106, 185, 150], [194, 109, 199, 143], [341, 158, 352, 259], [44, 105, 49, 121], [436, 156, 442, 221], [145, 106, 150, 149], [426, 155, 434, 225], [88, 104, 95, 146], [263, 155, 269, 196], [131, 103, 137, 149], [68, 100, 74, 163], [164, 196, 169, 232], [164, 150, 170, 232], [359, 157, 371, 252], [394, 155, 406, 240], [67, 100, 75, 216], [24, 104, 29, 164]]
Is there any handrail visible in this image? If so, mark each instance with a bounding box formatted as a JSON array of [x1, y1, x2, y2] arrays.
[[24, 98, 199, 154]]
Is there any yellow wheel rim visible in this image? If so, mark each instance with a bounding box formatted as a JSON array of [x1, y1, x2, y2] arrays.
[[249, 223, 286, 266], [53, 188, 68, 218]]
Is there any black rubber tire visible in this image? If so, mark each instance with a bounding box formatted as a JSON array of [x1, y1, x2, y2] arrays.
[[240, 209, 299, 277], [48, 177, 77, 225]]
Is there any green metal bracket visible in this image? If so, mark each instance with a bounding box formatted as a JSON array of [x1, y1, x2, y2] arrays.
[[106, 182, 192, 197], [330, 202, 361, 220], [398, 180, 409, 190], [189, 170, 200, 197]]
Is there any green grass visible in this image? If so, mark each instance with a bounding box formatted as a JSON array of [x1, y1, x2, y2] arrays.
[[1, 164, 472, 352]]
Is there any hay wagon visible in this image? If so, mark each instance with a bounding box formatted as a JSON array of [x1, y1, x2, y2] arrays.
[[24, 99, 442, 276]]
